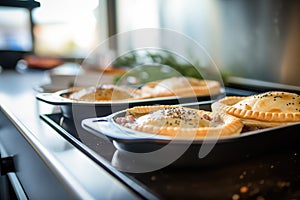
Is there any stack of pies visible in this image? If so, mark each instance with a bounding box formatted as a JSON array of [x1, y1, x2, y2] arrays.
[[140, 77, 221, 98], [115, 91, 300, 139], [212, 91, 300, 128]]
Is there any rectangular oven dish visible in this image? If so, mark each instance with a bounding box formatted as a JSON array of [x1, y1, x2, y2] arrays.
[[35, 86, 231, 120], [35, 77, 230, 120], [81, 101, 300, 168]]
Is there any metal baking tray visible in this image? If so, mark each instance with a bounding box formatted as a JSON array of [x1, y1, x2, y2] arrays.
[[81, 102, 300, 168], [36, 87, 230, 120]]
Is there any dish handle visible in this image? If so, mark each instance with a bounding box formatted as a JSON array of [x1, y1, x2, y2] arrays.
[[81, 116, 110, 133], [36, 93, 72, 105]]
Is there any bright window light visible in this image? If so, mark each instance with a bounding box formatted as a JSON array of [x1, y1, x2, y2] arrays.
[[32, 0, 99, 57]]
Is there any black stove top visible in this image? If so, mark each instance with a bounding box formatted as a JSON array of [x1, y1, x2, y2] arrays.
[[40, 88, 300, 200]]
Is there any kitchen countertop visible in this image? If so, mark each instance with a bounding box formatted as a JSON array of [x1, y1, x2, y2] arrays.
[[0, 69, 143, 199]]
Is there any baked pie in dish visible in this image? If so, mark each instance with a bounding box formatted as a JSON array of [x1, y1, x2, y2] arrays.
[[66, 85, 140, 102], [140, 77, 221, 98], [115, 105, 243, 139], [212, 91, 300, 128]]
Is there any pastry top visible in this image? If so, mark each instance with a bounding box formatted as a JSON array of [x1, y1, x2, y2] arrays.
[[128, 106, 211, 128], [67, 85, 140, 102], [65, 77, 221, 101], [140, 77, 221, 98], [115, 105, 243, 139], [231, 91, 300, 113], [212, 91, 300, 127]]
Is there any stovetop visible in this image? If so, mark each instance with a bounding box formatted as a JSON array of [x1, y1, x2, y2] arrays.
[[40, 88, 300, 200]]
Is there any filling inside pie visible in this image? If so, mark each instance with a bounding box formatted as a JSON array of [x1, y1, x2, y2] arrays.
[[212, 91, 300, 128], [67, 85, 139, 101], [140, 77, 221, 98], [115, 105, 243, 139]]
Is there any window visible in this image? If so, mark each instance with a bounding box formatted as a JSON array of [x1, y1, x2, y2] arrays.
[[0, 7, 32, 51], [32, 0, 106, 58]]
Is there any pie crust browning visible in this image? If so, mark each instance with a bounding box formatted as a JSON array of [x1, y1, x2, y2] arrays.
[[117, 105, 243, 139], [67, 85, 141, 102], [126, 105, 181, 116]]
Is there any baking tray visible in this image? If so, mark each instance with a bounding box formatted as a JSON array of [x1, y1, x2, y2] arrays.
[[36, 87, 256, 120], [81, 102, 300, 168], [36, 87, 231, 120]]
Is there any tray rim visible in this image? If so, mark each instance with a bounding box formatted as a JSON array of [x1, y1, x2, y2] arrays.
[[36, 87, 226, 106]]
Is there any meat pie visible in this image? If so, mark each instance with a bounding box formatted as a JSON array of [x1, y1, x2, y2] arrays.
[[115, 105, 243, 139]]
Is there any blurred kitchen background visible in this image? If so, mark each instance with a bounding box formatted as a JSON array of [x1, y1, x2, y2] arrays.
[[1, 0, 300, 85]]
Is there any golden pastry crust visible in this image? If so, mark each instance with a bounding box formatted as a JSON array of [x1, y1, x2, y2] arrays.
[[140, 77, 221, 98], [126, 105, 179, 116], [67, 85, 140, 102], [115, 105, 243, 139], [212, 91, 300, 127]]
